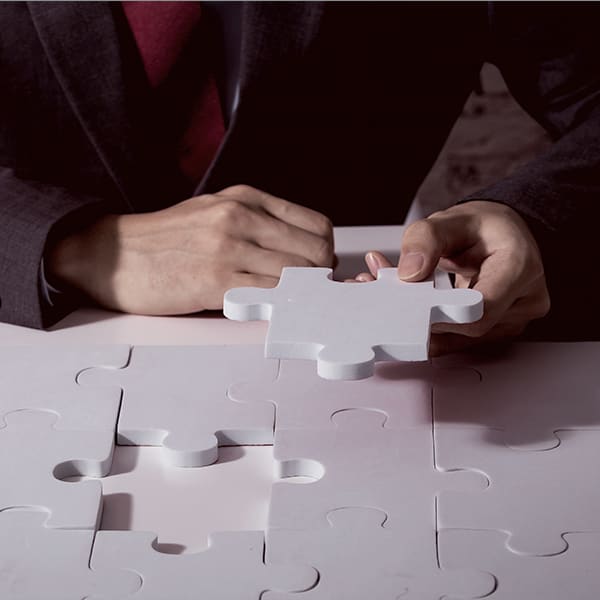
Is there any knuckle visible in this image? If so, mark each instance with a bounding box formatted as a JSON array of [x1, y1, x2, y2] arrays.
[[208, 234, 231, 255], [312, 237, 334, 266], [212, 199, 249, 228], [314, 214, 333, 238], [530, 292, 551, 319], [284, 253, 312, 269], [220, 184, 256, 197]]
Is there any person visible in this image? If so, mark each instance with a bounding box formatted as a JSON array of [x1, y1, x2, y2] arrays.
[[1, 2, 598, 353]]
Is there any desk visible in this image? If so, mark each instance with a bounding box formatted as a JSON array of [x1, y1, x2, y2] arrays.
[[0, 225, 403, 554]]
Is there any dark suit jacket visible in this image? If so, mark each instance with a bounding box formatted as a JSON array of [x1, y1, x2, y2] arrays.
[[1, 2, 599, 336]]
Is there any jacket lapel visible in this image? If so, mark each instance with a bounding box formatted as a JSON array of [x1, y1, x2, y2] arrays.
[[239, 1, 324, 91], [196, 1, 325, 195], [28, 1, 325, 204], [27, 2, 137, 210]]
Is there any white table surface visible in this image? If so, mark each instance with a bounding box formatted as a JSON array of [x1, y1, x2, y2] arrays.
[[1, 225, 404, 554]]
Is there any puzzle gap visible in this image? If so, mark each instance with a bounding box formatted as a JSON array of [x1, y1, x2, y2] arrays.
[[66, 444, 276, 554]]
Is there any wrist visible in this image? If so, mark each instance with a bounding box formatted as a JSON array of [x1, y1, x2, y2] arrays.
[[45, 215, 118, 295]]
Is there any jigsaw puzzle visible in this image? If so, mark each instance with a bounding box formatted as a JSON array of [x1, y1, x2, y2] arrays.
[[0, 508, 141, 600], [268, 408, 487, 531], [0, 345, 129, 432], [440, 529, 600, 599], [91, 529, 318, 600], [4, 339, 600, 597], [433, 343, 600, 450], [0, 409, 113, 530], [435, 427, 600, 556], [228, 359, 435, 431], [223, 267, 483, 380], [265, 507, 494, 600], [78, 345, 278, 467]]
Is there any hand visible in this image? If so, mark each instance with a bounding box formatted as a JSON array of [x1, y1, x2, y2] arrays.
[[350, 201, 551, 356], [46, 185, 334, 315]]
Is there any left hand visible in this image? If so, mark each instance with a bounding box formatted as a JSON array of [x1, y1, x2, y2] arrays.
[[347, 201, 551, 356]]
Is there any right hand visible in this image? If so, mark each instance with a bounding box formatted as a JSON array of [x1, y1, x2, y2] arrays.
[[46, 185, 334, 315]]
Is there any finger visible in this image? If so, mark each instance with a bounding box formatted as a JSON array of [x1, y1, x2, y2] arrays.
[[437, 241, 488, 278], [429, 332, 481, 357], [237, 242, 315, 278], [249, 210, 334, 267], [431, 277, 548, 338], [204, 272, 278, 310], [218, 185, 333, 239], [431, 251, 523, 337], [356, 272, 375, 282], [228, 272, 279, 290], [398, 212, 480, 282], [365, 251, 394, 277], [210, 198, 333, 267], [429, 320, 527, 357]]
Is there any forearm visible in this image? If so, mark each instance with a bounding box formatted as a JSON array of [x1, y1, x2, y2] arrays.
[[0, 167, 107, 328]]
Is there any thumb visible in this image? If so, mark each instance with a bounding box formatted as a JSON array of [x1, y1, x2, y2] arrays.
[[398, 212, 478, 281]]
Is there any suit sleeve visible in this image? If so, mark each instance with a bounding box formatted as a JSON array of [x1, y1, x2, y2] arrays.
[[0, 167, 106, 329], [465, 4, 600, 232], [462, 4, 600, 339]]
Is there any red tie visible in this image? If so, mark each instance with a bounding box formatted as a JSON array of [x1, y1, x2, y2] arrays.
[[122, 1, 226, 183]]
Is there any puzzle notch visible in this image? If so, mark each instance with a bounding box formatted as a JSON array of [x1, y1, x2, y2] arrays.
[[435, 427, 600, 556], [266, 507, 495, 600], [228, 358, 435, 432], [433, 343, 600, 451], [0, 409, 113, 530], [78, 345, 278, 467], [0, 345, 130, 433], [91, 529, 318, 599], [269, 408, 487, 532]]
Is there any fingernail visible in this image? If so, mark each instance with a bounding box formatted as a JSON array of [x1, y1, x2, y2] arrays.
[[365, 252, 379, 272], [398, 252, 425, 280]]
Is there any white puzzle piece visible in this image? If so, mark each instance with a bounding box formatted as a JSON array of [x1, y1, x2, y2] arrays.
[[268, 408, 487, 531], [224, 267, 482, 380], [78, 345, 278, 467], [0, 410, 113, 530], [91, 529, 318, 600], [440, 529, 600, 600], [0, 345, 130, 431], [0, 509, 141, 600], [435, 428, 600, 556], [434, 343, 600, 450], [229, 359, 435, 431], [265, 507, 495, 600]]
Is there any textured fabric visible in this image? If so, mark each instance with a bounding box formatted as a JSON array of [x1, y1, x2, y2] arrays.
[[1, 2, 600, 336], [122, 1, 225, 183], [122, 1, 202, 87]]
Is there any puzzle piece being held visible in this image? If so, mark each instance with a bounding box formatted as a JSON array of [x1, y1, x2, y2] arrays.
[[224, 267, 482, 379]]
